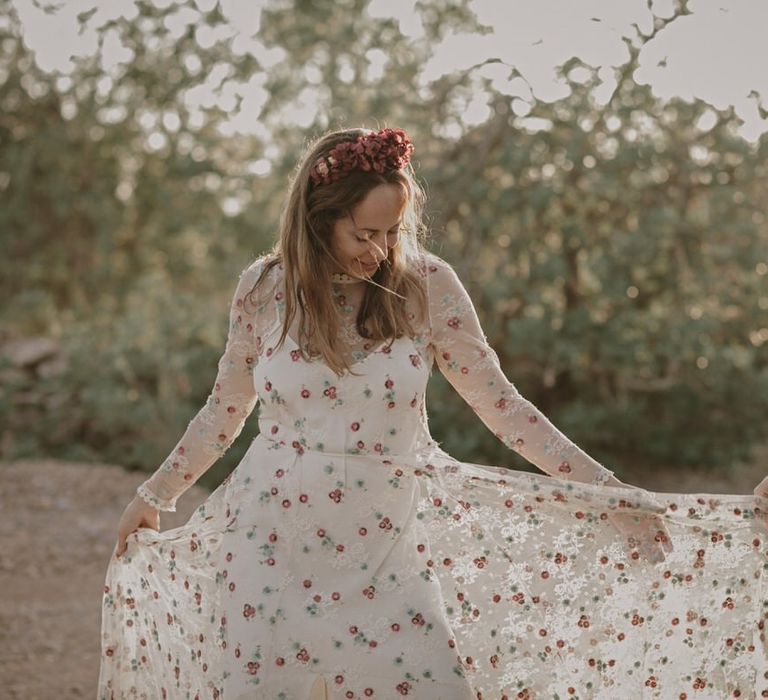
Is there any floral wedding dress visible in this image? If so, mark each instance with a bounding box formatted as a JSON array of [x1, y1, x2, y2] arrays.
[[98, 252, 767, 699]]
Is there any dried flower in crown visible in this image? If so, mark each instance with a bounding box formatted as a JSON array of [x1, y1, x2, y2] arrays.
[[309, 127, 415, 186]]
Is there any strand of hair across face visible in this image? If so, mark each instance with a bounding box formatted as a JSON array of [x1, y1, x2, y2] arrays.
[[323, 238, 407, 300]]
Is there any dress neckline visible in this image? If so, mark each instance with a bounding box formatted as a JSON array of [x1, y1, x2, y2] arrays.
[[330, 272, 366, 284]]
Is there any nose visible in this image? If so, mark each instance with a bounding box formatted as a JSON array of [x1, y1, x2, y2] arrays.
[[367, 235, 389, 262]]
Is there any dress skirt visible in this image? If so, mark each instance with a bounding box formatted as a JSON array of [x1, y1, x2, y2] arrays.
[[98, 435, 768, 699]]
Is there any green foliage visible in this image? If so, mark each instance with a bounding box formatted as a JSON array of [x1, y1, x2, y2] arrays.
[[1, 0, 766, 488]]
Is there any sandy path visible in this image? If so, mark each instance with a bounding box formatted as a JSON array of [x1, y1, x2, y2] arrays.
[[0, 459, 208, 700]]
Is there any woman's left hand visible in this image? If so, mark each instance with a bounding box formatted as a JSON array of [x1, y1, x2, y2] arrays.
[[605, 510, 674, 565]]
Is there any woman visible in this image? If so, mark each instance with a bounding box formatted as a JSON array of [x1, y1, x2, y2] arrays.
[[99, 127, 768, 699]]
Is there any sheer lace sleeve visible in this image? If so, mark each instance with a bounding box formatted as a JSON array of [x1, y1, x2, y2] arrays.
[[135, 256, 276, 511], [424, 252, 615, 486]]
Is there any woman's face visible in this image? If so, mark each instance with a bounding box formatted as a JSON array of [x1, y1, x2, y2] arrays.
[[329, 183, 407, 279]]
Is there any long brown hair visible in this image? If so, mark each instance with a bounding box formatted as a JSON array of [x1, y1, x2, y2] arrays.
[[245, 126, 432, 378]]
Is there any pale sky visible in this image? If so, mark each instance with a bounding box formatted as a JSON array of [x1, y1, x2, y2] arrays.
[[8, 0, 768, 144]]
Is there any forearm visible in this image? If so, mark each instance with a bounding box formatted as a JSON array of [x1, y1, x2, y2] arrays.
[[133, 259, 266, 512], [425, 253, 633, 490]]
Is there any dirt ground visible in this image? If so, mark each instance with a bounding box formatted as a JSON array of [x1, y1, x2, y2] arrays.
[[0, 459, 210, 700], [0, 449, 765, 700]]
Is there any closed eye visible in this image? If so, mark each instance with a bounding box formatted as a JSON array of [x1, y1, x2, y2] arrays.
[[356, 230, 400, 243]]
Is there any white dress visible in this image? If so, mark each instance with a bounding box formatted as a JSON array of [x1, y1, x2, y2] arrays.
[[98, 252, 767, 699]]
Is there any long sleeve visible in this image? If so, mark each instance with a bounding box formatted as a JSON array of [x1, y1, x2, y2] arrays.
[[135, 257, 274, 511], [424, 253, 615, 486]]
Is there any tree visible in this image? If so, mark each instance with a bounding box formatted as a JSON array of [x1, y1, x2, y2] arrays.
[[1, 0, 765, 482]]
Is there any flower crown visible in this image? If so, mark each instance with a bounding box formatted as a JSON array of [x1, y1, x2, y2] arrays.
[[309, 127, 415, 186]]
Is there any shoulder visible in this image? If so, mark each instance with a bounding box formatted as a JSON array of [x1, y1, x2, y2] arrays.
[[416, 250, 453, 277], [417, 251, 463, 290], [240, 252, 279, 279], [235, 253, 281, 312], [237, 253, 280, 289]]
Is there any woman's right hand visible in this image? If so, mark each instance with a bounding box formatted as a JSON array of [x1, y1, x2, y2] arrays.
[[114, 495, 160, 558]]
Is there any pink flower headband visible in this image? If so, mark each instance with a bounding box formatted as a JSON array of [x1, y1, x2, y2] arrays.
[[309, 127, 415, 186]]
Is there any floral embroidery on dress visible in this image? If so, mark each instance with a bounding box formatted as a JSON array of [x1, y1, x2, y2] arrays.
[[100, 252, 768, 700]]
